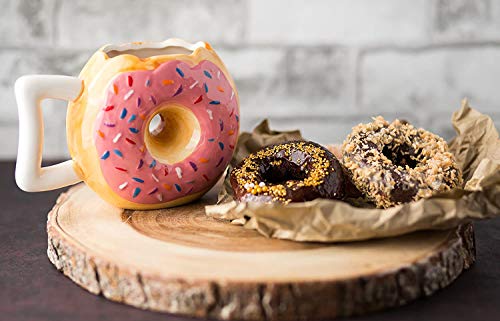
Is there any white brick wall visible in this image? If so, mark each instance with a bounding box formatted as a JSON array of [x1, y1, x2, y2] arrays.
[[0, 0, 499, 159]]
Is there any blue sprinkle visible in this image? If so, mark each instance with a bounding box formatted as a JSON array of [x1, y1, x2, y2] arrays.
[[218, 142, 225, 151], [132, 177, 144, 183], [208, 138, 215, 142], [137, 97, 142, 108], [174, 184, 182, 192], [203, 83, 208, 93], [129, 127, 139, 134], [189, 161, 198, 171], [149, 160, 157, 168], [120, 108, 127, 119], [209, 100, 220, 105], [128, 114, 136, 123], [100, 151, 110, 160], [176, 67, 184, 77], [235, 115, 239, 122], [113, 149, 123, 158], [137, 159, 144, 169], [145, 79, 151, 87], [203, 70, 212, 79], [132, 187, 141, 198]]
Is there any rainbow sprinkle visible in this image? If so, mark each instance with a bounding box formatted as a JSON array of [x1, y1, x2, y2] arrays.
[[101, 151, 110, 160], [120, 108, 127, 119], [124, 89, 134, 101], [132, 177, 144, 183], [194, 95, 203, 104], [128, 114, 136, 123], [113, 149, 123, 158], [189, 162, 198, 171], [149, 160, 157, 168], [209, 100, 220, 105], [137, 159, 144, 169], [173, 85, 183, 97], [148, 187, 158, 195], [118, 182, 128, 190], [204, 70, 212, 79], [218, 142, 225, 150], [174, 184, 182, 192], [132, 187, 141, 198], [129, 127, 139, 134], [204, 83, 208, 93], [189, 81, 199, 89], [175, 167, 183, 178], [176, 67, 184, 77], [113, 133, 122, 143], [103, 105, 114, 112]]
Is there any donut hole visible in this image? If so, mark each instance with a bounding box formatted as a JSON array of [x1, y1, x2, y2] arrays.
[[144, 104, 200, 164], [382, 145, 419, 169], [258, 159, 307, 185]]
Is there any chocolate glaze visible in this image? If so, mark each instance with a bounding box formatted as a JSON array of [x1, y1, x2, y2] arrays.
[[230, 141, 357, 203]]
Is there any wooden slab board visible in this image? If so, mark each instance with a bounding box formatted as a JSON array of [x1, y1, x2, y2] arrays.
[[47, 184, 475, 320]]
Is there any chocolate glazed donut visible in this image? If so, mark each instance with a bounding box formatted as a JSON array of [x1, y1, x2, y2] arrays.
[[230, 141, 355, 204], [342, 117, 463, 208]]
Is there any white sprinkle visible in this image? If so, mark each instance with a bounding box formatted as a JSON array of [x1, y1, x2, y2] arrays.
[[113, 133, 122, 143], [175, 167, 183, 179], [259, 182, 265, 187], [151, 173, 159, 182], [124, 89, 134, 100], [189, 80, 199, 89], [244, 183, 250, 189], [156, 193, 163, 201], [206, 109, 213, 120], [230, 90, 234, 100], [217, 70, 221, 79], [248, 183, 255, 188], [118, 182, 128, 190]]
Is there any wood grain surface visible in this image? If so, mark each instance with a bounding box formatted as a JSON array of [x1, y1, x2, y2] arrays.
[[46, 183, 476, 320]]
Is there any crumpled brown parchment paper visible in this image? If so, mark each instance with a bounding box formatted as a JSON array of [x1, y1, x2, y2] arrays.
[[205, 100, 500, 242]]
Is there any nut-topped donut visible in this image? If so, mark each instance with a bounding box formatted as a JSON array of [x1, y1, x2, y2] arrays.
[[342, 117, 462, 208], [230, 141, 347, 203]]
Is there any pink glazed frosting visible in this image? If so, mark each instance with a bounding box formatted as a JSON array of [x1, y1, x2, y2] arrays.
[[94, 60, 239, 204]]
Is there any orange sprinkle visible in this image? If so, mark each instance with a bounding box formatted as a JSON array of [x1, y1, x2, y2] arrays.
[[217, 86, 225, 92], [162, 183, 172, 191], [113, 84, 119, 94], [139, 113, 146, 120], [97, 130, 105, 138], [199, 157, 209, 163], [228, 130, 234, 136], [162, 79, 174, 85], [139, 146, 145, 153], [205, 42, 213, 50]]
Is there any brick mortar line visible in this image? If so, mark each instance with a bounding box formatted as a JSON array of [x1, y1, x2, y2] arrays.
[[3, 41, 500, 54]]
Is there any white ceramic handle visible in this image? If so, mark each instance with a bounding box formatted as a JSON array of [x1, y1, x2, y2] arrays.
[[15, 75, 83, 192]]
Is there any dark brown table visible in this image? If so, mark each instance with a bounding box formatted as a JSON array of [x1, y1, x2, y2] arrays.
[[0, 160, 499, 321]]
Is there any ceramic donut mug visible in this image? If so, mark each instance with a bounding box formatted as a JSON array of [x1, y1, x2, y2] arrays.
[[15, 39, 240, 210]]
